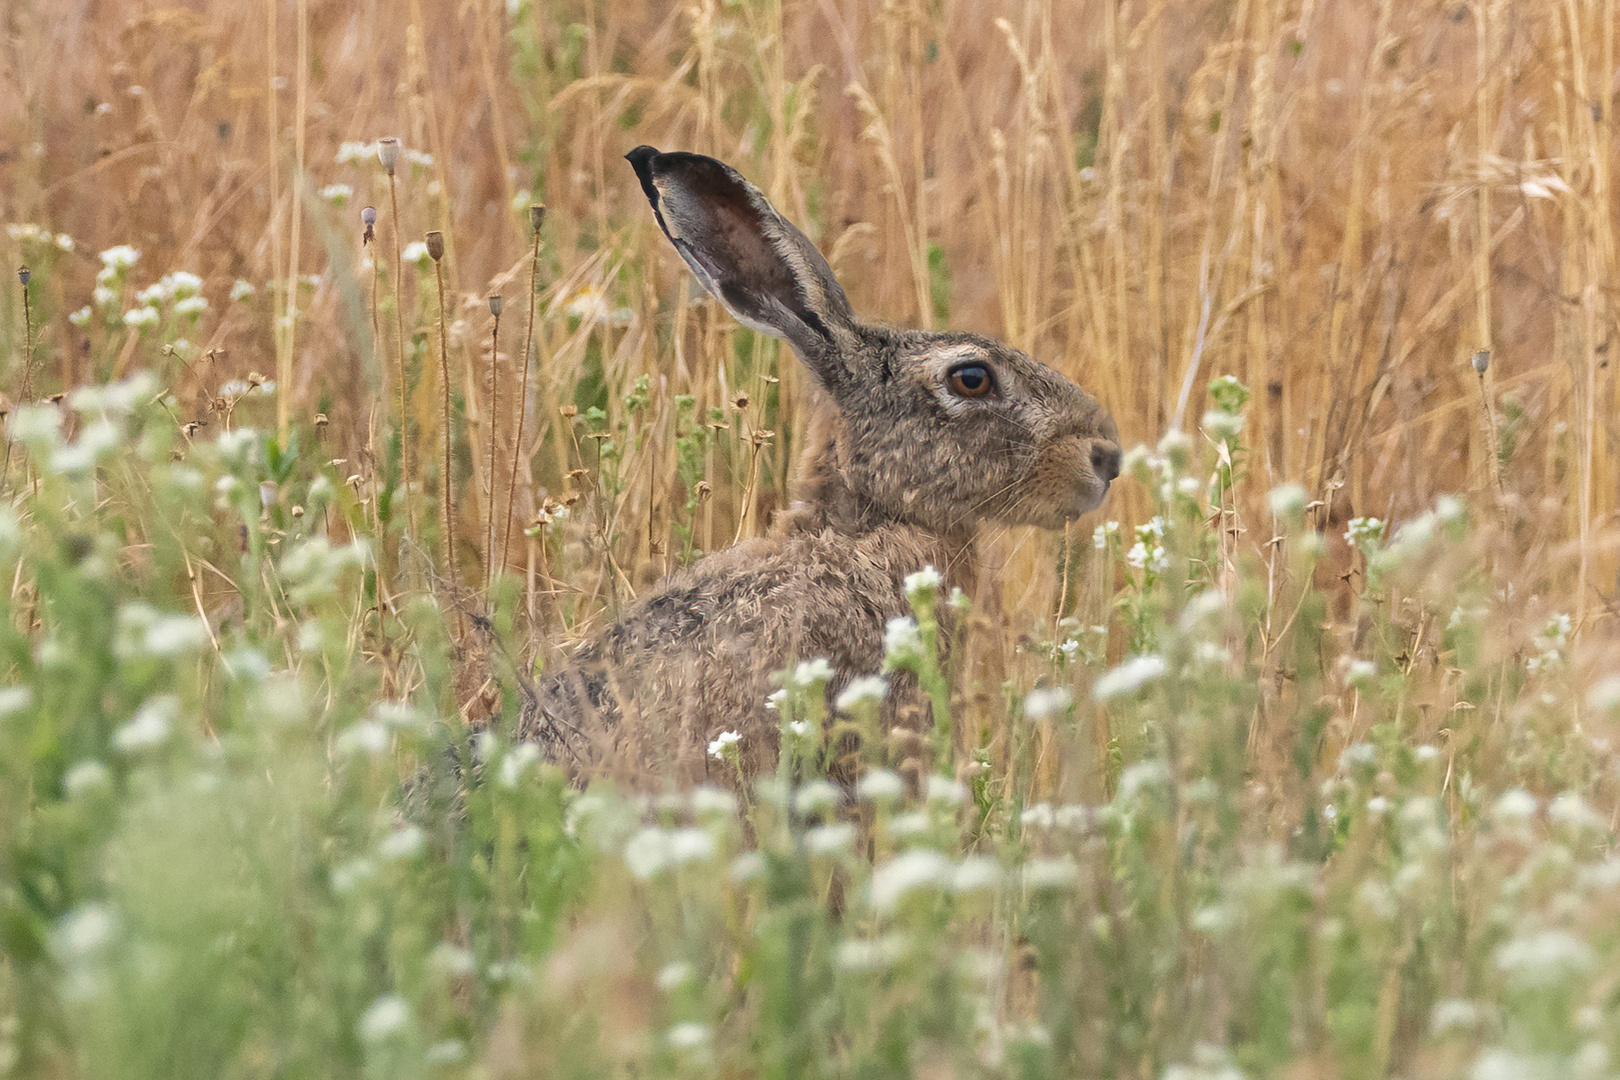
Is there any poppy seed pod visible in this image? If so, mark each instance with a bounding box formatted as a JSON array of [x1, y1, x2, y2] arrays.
[[361, 205, 377, 228], [1472, 349, 1490, 374], [377, 137, 402, 176], [488, 294, 503, 317], [17, 266, 29, 286], [425, 231, 445, 262], [529, 204, 547, 233]]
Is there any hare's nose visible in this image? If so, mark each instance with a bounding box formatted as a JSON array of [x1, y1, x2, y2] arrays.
[[1090, 441, 1121, 484]]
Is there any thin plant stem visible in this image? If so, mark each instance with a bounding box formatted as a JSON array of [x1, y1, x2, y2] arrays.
[[429, 239, 458, 620], [484, 300, 501, 593], [502, 207, 545, 575], [389, 172, 415, 542]]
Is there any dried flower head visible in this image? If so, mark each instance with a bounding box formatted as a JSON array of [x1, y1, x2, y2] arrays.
[[529, 204, 547, 233], [488, 294, 503, 318], [376, 137, 402, 176], [17, 266, 30, 286], [425, 231, 445, 262], [360, 205, 376, 245]]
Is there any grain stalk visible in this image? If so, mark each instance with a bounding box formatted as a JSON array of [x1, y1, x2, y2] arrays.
[[484, 293, 503, 593], [502, 205, 546, 575]]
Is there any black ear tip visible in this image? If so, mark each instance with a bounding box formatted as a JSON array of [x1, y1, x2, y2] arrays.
[[625, 145, 660, 181]]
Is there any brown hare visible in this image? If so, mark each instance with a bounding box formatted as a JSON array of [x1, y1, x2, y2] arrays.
[[519, 146, 1119, 781]]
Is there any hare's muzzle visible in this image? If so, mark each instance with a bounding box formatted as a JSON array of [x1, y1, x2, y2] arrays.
[[1007, 432, 1121, 528]]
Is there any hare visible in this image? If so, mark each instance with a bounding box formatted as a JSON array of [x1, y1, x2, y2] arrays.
[[519, 146, 1119, 782]]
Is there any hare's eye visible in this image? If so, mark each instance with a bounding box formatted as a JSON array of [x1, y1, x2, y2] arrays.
[[947, 364, 994, 398]]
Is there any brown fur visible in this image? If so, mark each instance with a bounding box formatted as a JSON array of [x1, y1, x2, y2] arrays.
[[520, 148, 1119, 783]]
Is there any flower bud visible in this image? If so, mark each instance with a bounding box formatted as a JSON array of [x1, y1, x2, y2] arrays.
[[376, 137, 401, 176], [425, 231, 444, 262]]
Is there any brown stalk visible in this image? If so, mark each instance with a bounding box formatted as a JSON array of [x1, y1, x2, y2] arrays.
[[502, 205, 546, 576]]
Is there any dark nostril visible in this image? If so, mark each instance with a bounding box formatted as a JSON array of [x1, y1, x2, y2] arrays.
[[1091, 441, 1121, 484]]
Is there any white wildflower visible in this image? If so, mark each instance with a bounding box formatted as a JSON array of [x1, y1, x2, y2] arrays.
[[1268, 483, 1309, 520], [655, 961, 694, 991], [707, 730, 741, 761], [402, 240, 430, 263], [98, 244, 140, 271], [903, 565, 943, 600], [1494, 929, 1595, 989], [1549, 792, 1604, 832], [0, 686, 32, 716], [428, 943, 476, 978], [69, 305, 92, 327], [857, 769, 905, 803], [1024, 685, 1072, 721], [1093, 520, 1119, 549], [229, 279, 256, 302], [1093, 654, 1167, 701], [787, 657, 834, 690], [925, 775, 966, 807], [320, 183, 354, 204], [793, 780, 842, 816], [882, 616, 924, 668], [836, 675, 887, 711], [122, 306, 159, 329], [690, 786, 738, 818], [174, 295, 208, 319], [1344, 516, 1384, 549], [62, 760, 110, 799], [1117, 759, 1170, 803], [498, 741, 541, 788], [425, 1040, 466, 1065], [53, 904, 117, 960], [1021, 803, 1055, 829], [1491, 789, 1538, 825], [379, 825, 425, 860], [804, 822, 855, 856], [665, 1022, 710, 1051], [357, 994, 411, 1043], [1429, 998, 1482, 1036], [113, 695, 177, 753], [869, 849, 953, 913], [1022, 857, 1081, 892], [835, 934, 906, 973], [952, 856, 1002, 894]]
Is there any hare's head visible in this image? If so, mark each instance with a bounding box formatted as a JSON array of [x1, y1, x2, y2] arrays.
[[629, 146, 1119, 537]]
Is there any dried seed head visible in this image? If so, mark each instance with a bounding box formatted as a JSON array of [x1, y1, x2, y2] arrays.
[[559, 490, 580, 508], [291, 505, 305, 519], [733, 392, 750, 409], [425, 231, 445, 262], [695, 480, 713, 502], [314, 412, 329, 427], [750, 428, 776, 447], [567, 468, 588, 483], [1471, 349, 1490, 374], [17, 265, 30, 286], [488, 294, 503, 318], [529, 204, 547, 233], [560, 404, 578, 419], [361, 205, 377, 227], [377, 137, 402, 176]]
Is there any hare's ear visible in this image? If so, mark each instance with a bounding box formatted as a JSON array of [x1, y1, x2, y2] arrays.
[[627, 146, 858, 382]]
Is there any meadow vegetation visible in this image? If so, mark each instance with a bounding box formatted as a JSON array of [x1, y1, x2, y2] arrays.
[[2, 0, 1619, 1077]]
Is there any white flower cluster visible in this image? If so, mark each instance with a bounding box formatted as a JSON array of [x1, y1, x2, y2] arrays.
[[622, 826, 717, 881]]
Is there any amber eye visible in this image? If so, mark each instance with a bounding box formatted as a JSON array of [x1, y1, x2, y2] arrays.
[[947, 363, 994, 398]]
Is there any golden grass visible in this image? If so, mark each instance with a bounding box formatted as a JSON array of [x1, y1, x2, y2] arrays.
[[1, 0, 1615, 685]]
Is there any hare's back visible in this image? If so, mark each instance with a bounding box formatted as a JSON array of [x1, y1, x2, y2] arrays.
[[526, 525, 947, 781]]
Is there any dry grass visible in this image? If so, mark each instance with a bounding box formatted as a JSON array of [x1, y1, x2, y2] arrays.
[[2, 0, 1616, 720]]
